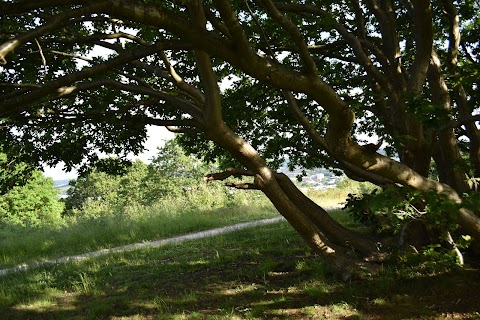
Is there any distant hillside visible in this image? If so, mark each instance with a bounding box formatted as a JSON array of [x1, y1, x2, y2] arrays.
[[54, 179, 73, 198], [53, 179, 72, 188]]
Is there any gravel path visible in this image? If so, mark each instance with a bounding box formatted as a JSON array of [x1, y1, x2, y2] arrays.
[[0, 216, 285, 277]]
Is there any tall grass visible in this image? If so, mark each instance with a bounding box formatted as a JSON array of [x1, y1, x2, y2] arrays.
[[0, 187, 277, 268], [1, 219, 476, 320], [306, 177, 378, 208], [0, 177, 375, 269]]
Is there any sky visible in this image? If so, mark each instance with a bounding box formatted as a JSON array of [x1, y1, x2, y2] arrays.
[[43, 126, 174, 180]]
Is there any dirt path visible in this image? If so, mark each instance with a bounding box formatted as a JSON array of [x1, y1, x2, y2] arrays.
[[0, 217, 286, 277]]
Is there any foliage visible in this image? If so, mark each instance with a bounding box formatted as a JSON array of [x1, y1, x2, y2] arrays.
[[1, 1, 478, 180], [0, 149, 36, 195], [1, 0, 480, 271], [345, 186, 458, 232], [0, 170, 64, 227], [344, 185, 480, 255], [64, 140, 247, 217], [64, 167, 122, 215]]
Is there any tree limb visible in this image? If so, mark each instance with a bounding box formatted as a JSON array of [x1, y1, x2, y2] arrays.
[[204, 167, 255, 182], [0, 0, 98, 14], [284, 91, 393, 186], [204, 5, 232, 38], [438, 115, 480, 131], [159, 51, 206, 109], [189, 1, 223, 128], [407, 0, 433, 95], [274, 2, 394, 97], [258, 0, 317, 76], [0, 43, 182, 117], [213, 0, 254, 57], [0, 2, 109, 65], [225, 181, 260, 190]]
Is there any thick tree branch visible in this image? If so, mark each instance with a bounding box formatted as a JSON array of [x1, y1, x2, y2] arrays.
[[258, 0, 317, 76], [438, 115, 480, 131], [441, 0, 480, 176], [165, 126, 200, 134], [204, 168, 255, 182], [159, 51, 206, 109], [0, 0, 98, 14], [48, 50, 92, 62], [284, 91, 393, 186], [407, 0, 433, 94], [350, 0, 367, 39], [225, 181, 260, 190], [442, 0, 460, 66], [204, 6, 232, 38], [68, 79, 204, 122], [274, 2, 394, 97], [213, 0, 254, 57], [0, 83, 42, 89], [0, 43, 172, 116], [188, 1, 223, 129], [0, 2, 108, 65]]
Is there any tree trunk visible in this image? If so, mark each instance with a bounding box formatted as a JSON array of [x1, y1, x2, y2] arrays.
[[456, 85, 480, 178], [428, 52, 469, 193], [274, 173, 385, 261], [207, 122, 382, 279]]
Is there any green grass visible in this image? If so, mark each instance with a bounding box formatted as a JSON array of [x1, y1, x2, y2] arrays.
[[305, 178, 378, 210], [0, 196, 278, 269], [1, 182, 478, 319], [0, 177, 370, 269], [1, 220, 479, 319]]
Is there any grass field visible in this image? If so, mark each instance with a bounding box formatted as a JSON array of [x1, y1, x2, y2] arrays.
[[0, 185, 349, 270], [1, 219, 479, 319], [0, 199, 278, 269], [1, 184, 479, 319]]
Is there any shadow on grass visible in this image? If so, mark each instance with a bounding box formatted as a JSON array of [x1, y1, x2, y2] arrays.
[[1, 223, 480, 320]]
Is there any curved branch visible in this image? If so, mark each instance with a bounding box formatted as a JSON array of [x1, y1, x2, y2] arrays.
[[0, 83, 42, 89], [0, 43, 170, 116], [225, 181, 259, 190], [144, 119, 199, 129], [75, 79, 205, 122], [274, 2, 394, 97], [0, 2, 109, 65], [159, 51, 206, 109], [442, 0, 460, 66], [213, 0, 253, 56], [204, 167, 255, 182], [188, 1, 223, 128], [0, 0, 97, 14], [74, 31, 151, 46], [165, 126, 200, 134], [441, 0, 480, 176], [258, 0, 317, 76], [204, 6, 232, 38], [284, 91, 393, 186], [350, 0, 367, 39], [438, 115, 480, 131], [407, 0, 433, 94]]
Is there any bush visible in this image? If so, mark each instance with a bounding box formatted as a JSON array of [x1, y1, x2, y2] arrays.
[[0, 170, 64, 227], [63, 140, 256, 217]]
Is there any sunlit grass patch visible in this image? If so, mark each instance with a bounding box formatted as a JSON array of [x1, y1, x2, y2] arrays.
[[0, 220, 479, 319], [0, 198, 278, 269]]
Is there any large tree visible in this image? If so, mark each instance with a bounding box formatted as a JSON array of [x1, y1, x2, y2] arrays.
[[1, 0, 479, 278]]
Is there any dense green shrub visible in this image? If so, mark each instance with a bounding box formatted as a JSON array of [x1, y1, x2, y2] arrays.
[[0, 149, 36, 195], [64, 140, 255, 217], [0, 170, 64, 227]]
